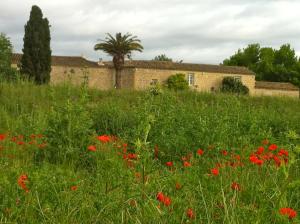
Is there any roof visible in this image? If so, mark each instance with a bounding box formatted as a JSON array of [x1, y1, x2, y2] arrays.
[[255, 81, 299, 91], [12, 53, 255, 75], [12, 53, 99, 68], [104, 60, 255, 75]]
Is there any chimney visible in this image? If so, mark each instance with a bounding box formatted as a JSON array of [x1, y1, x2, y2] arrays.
[[98, 58, 104, 66]]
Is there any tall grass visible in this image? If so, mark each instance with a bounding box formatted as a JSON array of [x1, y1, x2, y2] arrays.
[[0, 81, 299, 223]]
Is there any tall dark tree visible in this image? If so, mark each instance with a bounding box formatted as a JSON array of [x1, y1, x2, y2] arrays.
[[21, 5, 51, 84], [94, 33, 143, 89]]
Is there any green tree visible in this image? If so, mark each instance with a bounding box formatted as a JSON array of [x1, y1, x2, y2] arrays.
[[0, 33, 19, 81], [220, 77, 249, 95], [0, 33, 13, 70], [94, 33, 143, 89], [153, 54, 172, 62], [166, 73, 189, 91], [21, 5, 51, 84], [223, 43, 300, 87]]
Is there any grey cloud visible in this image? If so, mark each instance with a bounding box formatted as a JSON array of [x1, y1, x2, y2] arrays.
[[0, 0, 299, 64]]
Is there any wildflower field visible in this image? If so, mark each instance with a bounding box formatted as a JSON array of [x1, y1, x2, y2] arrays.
[[0, 81, 300, 223]]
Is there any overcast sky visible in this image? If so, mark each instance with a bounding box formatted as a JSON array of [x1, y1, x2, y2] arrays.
[[0, 0, 299, 64]]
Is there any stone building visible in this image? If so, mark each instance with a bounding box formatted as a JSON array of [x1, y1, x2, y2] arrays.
[[11, 53, 299, 97]]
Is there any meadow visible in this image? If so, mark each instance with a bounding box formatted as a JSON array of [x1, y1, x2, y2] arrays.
[[0, 80, 300, 223]]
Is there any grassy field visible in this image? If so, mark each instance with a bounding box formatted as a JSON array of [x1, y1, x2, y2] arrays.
[[0, 81, 300, 223]]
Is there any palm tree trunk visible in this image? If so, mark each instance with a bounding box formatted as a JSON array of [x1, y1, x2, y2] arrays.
[[115, 68, 121, 89]]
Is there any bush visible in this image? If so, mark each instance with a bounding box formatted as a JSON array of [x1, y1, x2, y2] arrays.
[[166, 73, 189, 91], [220, 77, 249, 95]]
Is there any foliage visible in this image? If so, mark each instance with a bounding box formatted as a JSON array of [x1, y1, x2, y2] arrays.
[[94, 33, 143, 89], [0, 33, 19, 81], [153, 54, 172, 62], [166, 73, 189, 91], [223, 43, 300, 87], [0, 81, 300, 223], [220, 77, 249, 95], [20, 5, 51, 84]]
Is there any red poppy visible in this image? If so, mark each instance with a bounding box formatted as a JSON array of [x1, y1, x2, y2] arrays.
[[197, 149, 204, 155], [279, 207, 297, 219], [71, 185, 78, 191], [256, 146, 264, 155], [156, 192, 164, 202], [186, 208, 195, 219], [268, 144, 278, 151], [97, 135, 111, 143], [175, 182, 182, 190], [222, 150, 228, 156], [273, 156, 281, 167], [17, 141, 25, 145], [163, 196, 171, 206], [128, 153, 138, 160], [0, 134, 6, 141], [18, 174, 29, 193], [262, 139, 269, 145], [278, 149, 288, 157], [231, 182, 241, 191], [249, 155, 264, 166], [166, 161, 173, 167], [183, 161, 191, 167], [211, 168, 219, 176], [87, 145, 96, 152]]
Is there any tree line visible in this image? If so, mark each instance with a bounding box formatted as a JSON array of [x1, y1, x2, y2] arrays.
[[223, 44, 300, 87]]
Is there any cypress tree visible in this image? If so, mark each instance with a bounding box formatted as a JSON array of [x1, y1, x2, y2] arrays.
[[21, 5, 51, 84]]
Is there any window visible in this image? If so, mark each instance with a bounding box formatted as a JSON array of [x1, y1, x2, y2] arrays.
[[150, 79, 158, 85], [187, 73, 195, 86], [234, 76, 241, 82]]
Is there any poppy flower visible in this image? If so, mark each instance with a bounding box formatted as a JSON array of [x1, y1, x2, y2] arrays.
[[273, 156, 281, 167], [0, 134, 6, 141], [97, 135, 111, 143], [197, 149, 204, 155], [128, 153, 137, 160], [156, 192, 165, 202], [268, 144, 278, 151], [18, 174, 29, 193], [163, 196, 171, 206], [166, 161, 173, 167], [249, 155, 264, 166], [278, 149, 288, 157], [262, 139, 269, 145], [175, 182, 182, 190], [256, 146, 264, 155], [186, 208, 195, 219], [222, 150, 228, 156], [183, 161, 191, 167], [279, 207, 297, 219], [231, 182, 241, 191], [70, 185, 78, 191], [211, 168, 219, 176], [87, 145, 96, 152]]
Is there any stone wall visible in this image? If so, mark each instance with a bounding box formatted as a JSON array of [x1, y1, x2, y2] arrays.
[[133, 68, 256, 94], [50, 66, 114, 90], [254, 88, 299, 98]]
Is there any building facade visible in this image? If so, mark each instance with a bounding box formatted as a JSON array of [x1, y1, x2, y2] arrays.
[[11, 53, 299, 98]]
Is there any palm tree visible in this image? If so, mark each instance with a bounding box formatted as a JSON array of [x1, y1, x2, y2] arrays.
[[94, 33, 143, 89]]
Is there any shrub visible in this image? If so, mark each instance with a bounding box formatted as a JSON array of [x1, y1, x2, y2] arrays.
[[166, 73, 189, 91], [220, 77, 249, 95]]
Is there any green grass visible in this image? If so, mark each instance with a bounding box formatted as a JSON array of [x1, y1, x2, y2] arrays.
[[0, 80, 299, 223]]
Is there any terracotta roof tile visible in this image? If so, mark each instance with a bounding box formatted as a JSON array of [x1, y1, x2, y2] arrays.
[[12, 53, 99, 68], [255, 81, 299, 91], [104, 60, 255, 75]]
